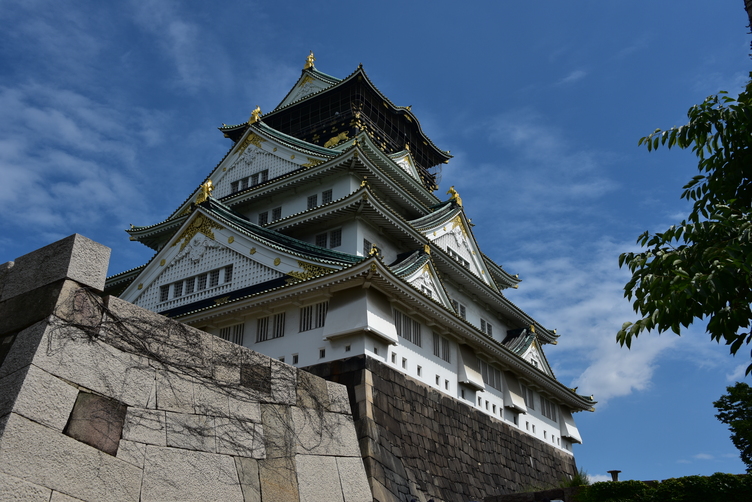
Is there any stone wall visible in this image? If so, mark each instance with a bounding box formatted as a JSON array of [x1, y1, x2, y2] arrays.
[[0, 235, 371, 502], [307, 356, 578, 502]]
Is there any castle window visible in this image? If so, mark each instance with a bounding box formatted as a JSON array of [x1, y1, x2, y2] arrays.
[[258, 211, 268, 225], [322, 189, 333, 204], [480, 318, 493, 337], [402, 357, 407, 369], [392, 353, 396, 363], [319, 348, 326, 359], [220, 323, 245, 345], [231, 181, 239, 193], [447, 247, 470, 269], [272, 313, 286, 339], [279, 356, 285, 363], [450, 299, 466, 319], [299, 301, 328, 332], [478, 396, 482, 406], [394, 309, 421, 347], [316, 233, 327, 247], [435, 375, 440, 386], [433, 332, 450, 363], [209, 269, 220, 288], [292, 354, 299, 364], [478, 359, 502, 391], [224, 264, 233, 283], [417, 365, 422, 377], [541, 396, 558, 422], [271, 207, 282, 221], [445, 379, 449, 390], [184, 277, 195, 294], [345, 344, 351, 352], [256, 317, 269, 342], [250, 170, 268, 186], [160, 285, 169, 302], [173, 281, 183, 298], [307, 194, 318, 209], [363, 238, 372, 256], [197, 273, 207, 291], [329, 228, 342, 248]]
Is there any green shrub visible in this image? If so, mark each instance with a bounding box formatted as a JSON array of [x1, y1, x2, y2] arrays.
[[574, 473, 751, 502]]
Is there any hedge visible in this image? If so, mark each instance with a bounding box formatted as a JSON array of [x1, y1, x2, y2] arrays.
[[575, 473, 751, 502]]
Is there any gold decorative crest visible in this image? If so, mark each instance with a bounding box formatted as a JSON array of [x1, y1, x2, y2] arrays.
[[304, 51, 315, 70], [195, 180, 214, 204], [447, 186, 463, 206], [250, 248, 256, 255], [249, 106, 262, 124], [228, 236, 234, 244], [172, 214, 225, 252], [324, 131, 349, 148], [286, 260, 336, 283], [236, 133, 266, 156], [274, 258, 281, 266], [160, 259, 166, 266], [214, 296, 230, 305]]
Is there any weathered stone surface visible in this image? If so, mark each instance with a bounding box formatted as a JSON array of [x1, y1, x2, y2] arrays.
[[0, 413, 141, 501], [212, 335, 243, 385], [194, 378, 230, 417], [216, 417, 265, 458], [64, 391, 127, 456], [260, 404, 294, 459], [165, 412, 215, 453], [336, 456, 373, 502], [50, 491, 86, 502], [3, 364, 79, 431], [0, 261, 13, 302], [258, 457, 299, 502], [327, 380, 351, 414], [296, 455, 344, 502], [122, 408, 167, 447], [0, 321, 48, 379], [270, 359, 296, 405], [155, 369, 195, 413], [2, 234, 110, 300], [31, 327, 155, 408], [141, 445, 243, 502], [235, 456, 262, 502], [229, 393, 262, 422], [297, 371, 330, 410], [117, 438, 147, 468], [0, 472, 51, 502], [292, 408, 361, 457]]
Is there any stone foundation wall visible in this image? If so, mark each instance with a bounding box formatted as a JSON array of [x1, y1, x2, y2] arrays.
[[0, 235, 371, 502], [306, 356, 578, 502]]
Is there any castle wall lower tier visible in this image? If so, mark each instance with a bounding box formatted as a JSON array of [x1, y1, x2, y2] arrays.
[[306, 355, 578, 502]]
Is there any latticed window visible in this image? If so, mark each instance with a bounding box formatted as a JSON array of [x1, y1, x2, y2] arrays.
[[480, 318, 493, 336], [479, 359, 502, 390], [173, 281, 183, 298], [307, 194, 318, 209], [160, 285, 169, 302], [329, 228, 342, 248], [432, 332, 450, 362], [316, 233, 327, 247], [220, 323, 245, 345], [363, 238, 372, 256], [272, 207, 282, 221], [521, 385, 535, 410], [258, 211, 268, 225], [299, 301, 329, 332], [394, 309, 421, 347], [209, 269, 220, 288], [256, 317, 269, 342], [272, 313, 286, 339], [197, 273, 207, 291], [322, 189, 333, 204], [231, 181, 239, 193], [224, 264, 233, 283], [451, 299, 466, 319], [184, 277, 195, 295]]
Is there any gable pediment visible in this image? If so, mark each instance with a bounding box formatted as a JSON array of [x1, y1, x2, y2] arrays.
[[276, 71, 338, 110], [120, 210, 343, 315]]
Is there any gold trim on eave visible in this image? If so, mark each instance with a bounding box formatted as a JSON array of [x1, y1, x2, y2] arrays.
[[236, 133, 266, 156]]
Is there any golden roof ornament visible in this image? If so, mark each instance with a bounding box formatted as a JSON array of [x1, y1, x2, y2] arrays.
[[196, 180, 214, 204], [447, 186, 463, 207], [304, 51, 315, 70], [368, 244, 380, 257], [529, 324, 536, 334], [249, 106, 262, 124], [424, 244, 431, 255], [360, 176, 369, 188]]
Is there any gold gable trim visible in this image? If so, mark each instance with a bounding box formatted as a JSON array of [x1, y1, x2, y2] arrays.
[[172, 214, 225, 252]]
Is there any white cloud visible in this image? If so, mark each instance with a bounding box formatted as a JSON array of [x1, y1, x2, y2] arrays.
[[693, 453, 714, 460], [557, 70, 587, 85], [587, 473, 613, 483], [726, 364, 748, 382]]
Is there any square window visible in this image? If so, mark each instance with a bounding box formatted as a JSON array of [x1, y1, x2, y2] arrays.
[[417, 365, 422, 377], [401, 357, 407, 369], [279, 356, 285, 363], [258, 211, 268, 225], [322, 189, 333, 204], [315, 233, 327, 247], [345, 344, 351, 352], [373, 346, 378, 355], [319, 348, 326, 359], [209, 269, 220, 287], [292, 354, 299, 364], [329, 228, 342, 248], [307, 194, 318, 209]]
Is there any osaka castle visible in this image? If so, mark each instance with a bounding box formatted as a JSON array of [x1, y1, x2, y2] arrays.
[[107, 53, 594, 498]]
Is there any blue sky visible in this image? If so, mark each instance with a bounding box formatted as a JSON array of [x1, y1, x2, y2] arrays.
[[1, 0, 750, 483]]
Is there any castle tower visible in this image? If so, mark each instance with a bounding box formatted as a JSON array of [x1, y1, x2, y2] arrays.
[[108, 55, 594, 501]]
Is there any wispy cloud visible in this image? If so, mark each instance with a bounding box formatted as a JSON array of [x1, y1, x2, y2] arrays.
[[557, 70, 587, 85]]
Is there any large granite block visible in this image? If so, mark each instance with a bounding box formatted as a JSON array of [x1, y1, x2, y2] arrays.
[[270, 358, 296, 405], [165, 412, 215, 453], [116, 438, 147, 468], [296, 455, 344, 502], [292, 408, 360, 457], [0, 321, 48, 379], [122, 408, 167, 447], [215, 417, 265, 458], [297, 371, 330, 410], [141, 445, 243, 502], [0, 413, 141, 501], [63, 391, 127, 456], [327, 380, 351, 414], [2, 234, 110, 299], [260, 404, 294, 459], [258, 457, 299, 502], [0, 472, 51, 502], [6, 365, 78, 431], [235, 456, 261, 502], [336, 456, 373, 502], [155, 369, 195, 413], [194, 378, 231, 416]]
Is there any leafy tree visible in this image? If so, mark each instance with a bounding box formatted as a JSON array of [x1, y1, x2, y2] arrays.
[[713, 382, 752, 472], [617, 76, 752, 373]]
